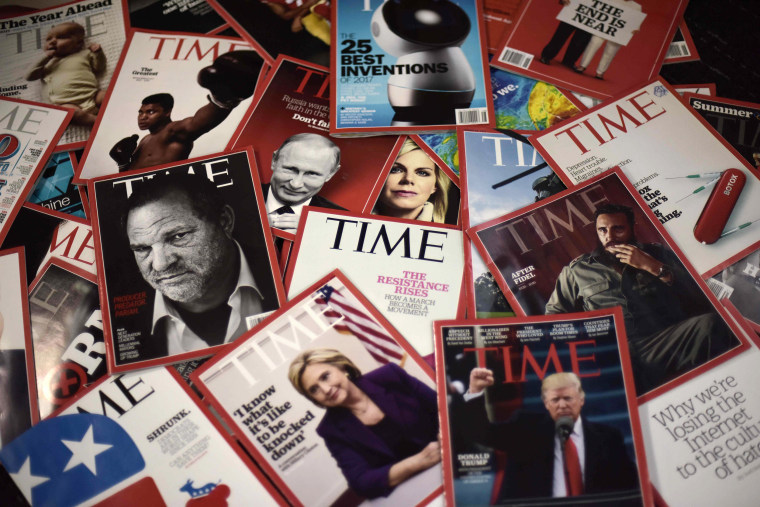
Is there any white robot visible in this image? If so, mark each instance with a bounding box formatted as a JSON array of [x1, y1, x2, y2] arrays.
[[371, 0, 476, 124]]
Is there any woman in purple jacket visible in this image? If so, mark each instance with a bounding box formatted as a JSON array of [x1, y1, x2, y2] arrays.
[[288, 348, 440, 498]]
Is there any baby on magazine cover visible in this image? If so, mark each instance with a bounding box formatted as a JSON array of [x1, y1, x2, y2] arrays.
[[25, 22, 106, 127]]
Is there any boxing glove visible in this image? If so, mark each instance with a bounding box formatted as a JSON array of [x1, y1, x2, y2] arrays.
[[198, 50, 264, 109], [109, 134, 138, 170]]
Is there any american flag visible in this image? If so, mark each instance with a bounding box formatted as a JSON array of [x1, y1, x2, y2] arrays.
[[0, 413, 146, 506], [316, 284, 405, 364]]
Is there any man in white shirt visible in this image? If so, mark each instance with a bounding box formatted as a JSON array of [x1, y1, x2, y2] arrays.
[[465, 369, 639, 501], [125, 173, 276, 360], [265, 133, 346, 232]]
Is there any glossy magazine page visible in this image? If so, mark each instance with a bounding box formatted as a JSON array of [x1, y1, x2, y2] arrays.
[[193, 271, 443, 507]]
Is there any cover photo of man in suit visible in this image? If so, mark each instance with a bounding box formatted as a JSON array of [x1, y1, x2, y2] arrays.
[[464, 369, 640, 504], [265, 133, 347, 232]]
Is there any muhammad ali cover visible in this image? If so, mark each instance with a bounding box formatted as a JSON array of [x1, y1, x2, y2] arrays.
[[330, 0, 493, 135], [74, 29, 265, 183], [226, 55, 399, 240], [26, 258, 102, 422], [0, 0, 128, 150], [468, 168, 748, 400], [435, 309, 650, 506], [493, 0, 685, 100], [192, 271, 442, 507], [89, 148, 285, 372], [1, 367, 285, 505]]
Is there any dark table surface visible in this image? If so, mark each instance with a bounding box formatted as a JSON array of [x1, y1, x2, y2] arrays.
[[661, 0, 760, 104]]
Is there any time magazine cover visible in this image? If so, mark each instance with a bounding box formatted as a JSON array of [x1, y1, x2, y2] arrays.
[[663, 21, 699, 64], [0, 0, 128, 149], [434, 309, 650, 506], [128, 0, 227, 34], [37, 212, 97, 277], [330, 0, 494, 135], [208, 0, 331, 67], [458, 126, 563, 318], [468, 169, 748, 400], [192, 271, 443, 507], [26, 258, 102, 422], [362, 135, 461, 226], [684, 93, 760, 172], [0, 247, 34, 449], [638, 306, 760, 506], [226, 55, 399, 239], [285, 209, 464, 360], [493, 0, 686, 100], [74, 29, 265, 183], [0, 367, 286, 505], [0, 97, 72, 246], [88, 149, 286, 372], [26, 151, 87, 219], [531, 78, 760, 278]]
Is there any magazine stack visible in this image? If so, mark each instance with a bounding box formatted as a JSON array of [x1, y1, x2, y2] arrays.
[[1, 0, 759, 506]]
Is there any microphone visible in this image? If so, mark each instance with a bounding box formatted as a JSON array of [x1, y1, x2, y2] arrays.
[[556, 416, 573, 443]]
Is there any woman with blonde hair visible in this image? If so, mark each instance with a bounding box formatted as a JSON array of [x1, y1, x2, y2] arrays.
[[373, 138, 450, 223], [288, 348, 440, 499]]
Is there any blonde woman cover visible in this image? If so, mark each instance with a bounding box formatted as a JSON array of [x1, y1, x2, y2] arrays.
[[373, 139, 450, 223], [288, 348, 440, 499]]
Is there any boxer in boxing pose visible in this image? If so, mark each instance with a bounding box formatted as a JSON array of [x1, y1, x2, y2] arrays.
[[109, 51, 262, 172]]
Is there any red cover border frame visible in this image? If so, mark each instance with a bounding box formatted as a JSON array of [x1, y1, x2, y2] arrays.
[[25, 257, 98, 424], [87, 146, 286, 374], [492, 0, 688, 100], [72, 28, 265, 185], [328, 0, 496, 136], [190, 269, 444, 507], [0, 97, 73, 245], [529, 77, 760, 279], [283, 206, 467, 324], [433, 307, 654, 507], [466, 167, 752, 404], [662, 20, 700, 65]]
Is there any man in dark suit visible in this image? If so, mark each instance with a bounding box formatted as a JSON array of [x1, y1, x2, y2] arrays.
[[465, 369, 639, 503], [265, 133, 346, 231], [124, 172, 278, 362]]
